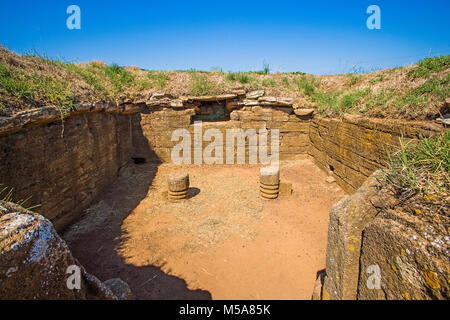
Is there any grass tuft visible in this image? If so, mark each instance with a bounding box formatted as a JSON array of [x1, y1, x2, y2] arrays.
[[408, 55, 450, 78], [294, 75, 319, 96], [191, 72, 212, 95], [384, 132, 450, 196], [369, 75, 385, 84], [347, 74, 362, 86], [147, 71, 169, 89], [0, 184, 41, 210]]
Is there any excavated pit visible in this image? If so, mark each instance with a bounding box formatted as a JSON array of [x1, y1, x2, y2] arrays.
[[1, 95, 444, 300], [63, 160, 346, 299]]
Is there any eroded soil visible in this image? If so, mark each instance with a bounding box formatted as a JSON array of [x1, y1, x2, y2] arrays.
[[64, 159, 346, 300]]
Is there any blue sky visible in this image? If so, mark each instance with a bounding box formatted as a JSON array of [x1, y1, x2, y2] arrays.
[[0, 0, 449, 74]]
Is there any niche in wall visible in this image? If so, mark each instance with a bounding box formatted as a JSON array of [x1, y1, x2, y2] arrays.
[[192, 101, 230, 122]]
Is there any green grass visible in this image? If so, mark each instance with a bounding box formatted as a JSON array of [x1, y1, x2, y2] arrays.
[[311, 90, 341, 112], [0, 63, 34, 100], [366, 89, 396, 111], [154, 72, 169, 88], [0, 184, 13, 203], [65, 62, 145, 99], [293, 74, 370, 116], [64, 63, 110, 98], [32, 74, 74, 109], [0, 184, 41, 210], [294, 75, 319, 97], [191, 72, 212, 95], [175, 68, 209, 73], [385, 132, 450, 195], [225, 72, 260, 85], [347, 74, 362, 86], [281, 76, 290, 88], [103, 63, 135, 93], [147, 71, 169, 89], [0, 61, 74, 112], [135, 79, 153, 90], [408, 55, 450, 78], [250, 61, 271, 75], [313, 89, 370, 116], [396, 74, 450, 114], [340, 89, 370, 110], [262, 78, 277, 87], [369, 75, 385, 84]]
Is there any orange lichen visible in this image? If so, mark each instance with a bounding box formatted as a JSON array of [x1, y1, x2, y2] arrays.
[[422, 270, 440, 290]]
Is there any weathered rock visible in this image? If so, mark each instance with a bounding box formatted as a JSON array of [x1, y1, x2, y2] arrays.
[[357, 197, 449, 300], [292, 97, 316, 109], [151, 93, 167, 100], [242, 99, 260, 106], [435, 114, 450, 126], [0, 201, 117, 300], [326, 176, 336, 184], [322, 171, 396, 300], [260, 167, 280, 186], [104, 278, 134, 300], [246, 90, 265, 99], [231, 89, 246, 96], [167, 173, 190, 201], [122, 104, 143, 114], [294, 108, 315, 117], [0, 111, 132, 232], [168, 173, 190, 192], [230, 111, 239, 121], [319, 169, 449, 300], [0, 106, 65, 136], [258, 96, 294, 107], [260, 167, 280, 200], [169, 100, 184, 108], [187, 94, 237, 102], [226, 100, 240, 112]]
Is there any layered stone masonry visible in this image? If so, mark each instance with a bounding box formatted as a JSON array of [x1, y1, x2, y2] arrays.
[[0, 110, 132, 231], [0, 90, 446, 231], [0, 90, 448, 300], [309, 115, 443, 193]]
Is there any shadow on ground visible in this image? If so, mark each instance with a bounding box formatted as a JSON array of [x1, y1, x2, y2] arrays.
[[64, 156, 211, 300]]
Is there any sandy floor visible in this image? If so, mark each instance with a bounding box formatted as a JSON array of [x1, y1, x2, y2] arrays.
[[64, 159, 346, 300]]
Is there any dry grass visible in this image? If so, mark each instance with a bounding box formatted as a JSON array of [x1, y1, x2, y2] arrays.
[[62, 201, 121, 240], [384, 132, 450, 199]]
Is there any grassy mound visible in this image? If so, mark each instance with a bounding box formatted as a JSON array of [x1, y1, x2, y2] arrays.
[[0, 46, 449, 120]]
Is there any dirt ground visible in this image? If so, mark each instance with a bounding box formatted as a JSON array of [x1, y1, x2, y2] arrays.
[[64, 159, 346, 300]]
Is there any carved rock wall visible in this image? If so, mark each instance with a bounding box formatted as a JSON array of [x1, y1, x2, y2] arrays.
[[0, 111, 132, 232], [308, 115, 443, 193]]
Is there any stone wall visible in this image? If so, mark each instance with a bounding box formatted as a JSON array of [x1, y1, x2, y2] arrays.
[[131, 106, 311, 164], [0, 91, 445, 233], [0, 110, 133, 232], [309, 115, 443, 193]]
